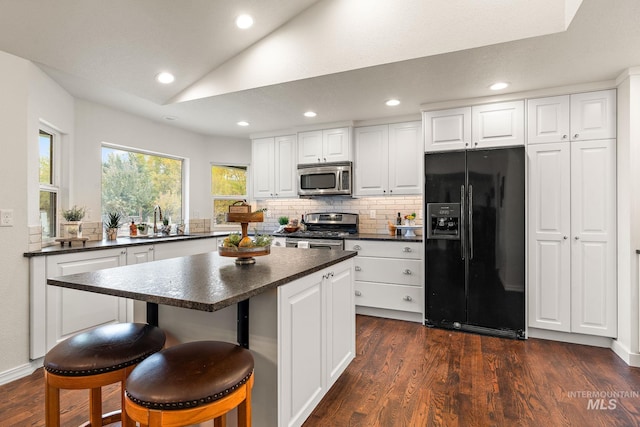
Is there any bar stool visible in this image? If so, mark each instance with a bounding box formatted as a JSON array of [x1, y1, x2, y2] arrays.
[[44, 322, 166, 427], [124, 341, 254, 427]]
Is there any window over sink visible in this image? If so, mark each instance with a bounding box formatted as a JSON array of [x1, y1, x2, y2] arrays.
[[101, 144, 184, 234]]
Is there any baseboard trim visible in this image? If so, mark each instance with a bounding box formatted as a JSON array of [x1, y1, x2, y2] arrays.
[[0, 359, 42, 386], [611, 340, 640, 367]]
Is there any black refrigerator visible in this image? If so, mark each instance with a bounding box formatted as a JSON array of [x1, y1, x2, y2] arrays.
[[424, 147, 525, 339]]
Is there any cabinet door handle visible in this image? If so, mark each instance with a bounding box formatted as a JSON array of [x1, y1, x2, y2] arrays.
[[574, 236, 580, 240], [149, 247, 154, 251], [574, 134, 579, 139], [353, 245, 362, 251], [355, 290, 362, 296], [355, 266, 362, 271], [562, 134, 568, 139], [403, 295, 413, 302], [317, 158, 321, 162], [120, 250, 126, 255], [563, 236, 568, 240], [403, 247, 412, 252], [323, 157, 327, 162], [403, 269, 412, 275], [474, 142, 479, 146]]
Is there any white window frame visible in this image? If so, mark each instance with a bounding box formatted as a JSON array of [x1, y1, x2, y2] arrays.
[[211, 162, 249, 230], [39, 124, 61, 244]]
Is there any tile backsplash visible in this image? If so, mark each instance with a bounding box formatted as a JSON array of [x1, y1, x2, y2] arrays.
[[253, 195, 423, 235]]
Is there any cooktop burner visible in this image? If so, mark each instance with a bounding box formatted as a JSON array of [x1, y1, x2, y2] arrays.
[[275, 212, 359, 239]]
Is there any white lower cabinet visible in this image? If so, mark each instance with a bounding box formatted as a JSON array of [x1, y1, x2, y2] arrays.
[[344, 240, 423, 322], [278, 260, 354, 427], [527, 139, 617, 337], [35, 248, 128, 358]]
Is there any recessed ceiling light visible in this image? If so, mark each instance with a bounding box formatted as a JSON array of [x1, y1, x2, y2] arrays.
[[156, 72, 175, 84], [237, 121, 249, 127], [236, 14, 254, 29], [304, 111, 317, 118], [385, 99, 400, 106], [489, 82, 509, 91]]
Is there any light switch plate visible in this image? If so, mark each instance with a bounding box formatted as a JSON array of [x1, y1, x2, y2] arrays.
[[0, 209, 14, 226], [369, 210, 376, 219]]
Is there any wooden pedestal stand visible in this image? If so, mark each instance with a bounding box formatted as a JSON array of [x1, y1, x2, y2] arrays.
[[219, 212, 270, 265]]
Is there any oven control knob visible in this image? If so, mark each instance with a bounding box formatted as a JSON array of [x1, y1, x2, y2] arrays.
[[355, 266, 362, 271], [403, 247, 412, 252], [403, 269, 412, 275], [355, 290, 362, 296], [403, 295, 413, 302]]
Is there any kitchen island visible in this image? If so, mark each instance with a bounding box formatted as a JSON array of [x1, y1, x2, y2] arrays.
[[47, 247, 357, 427]]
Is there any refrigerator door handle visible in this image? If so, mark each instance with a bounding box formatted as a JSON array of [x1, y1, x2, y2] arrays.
[[460, 185, 465, 260], [469, 184, 474, 260]]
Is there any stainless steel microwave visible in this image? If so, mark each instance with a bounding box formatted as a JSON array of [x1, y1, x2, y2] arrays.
[[297, 161, 352, 196]]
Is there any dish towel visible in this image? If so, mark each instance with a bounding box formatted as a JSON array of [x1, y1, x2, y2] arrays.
[[297, 241, 310, 249]]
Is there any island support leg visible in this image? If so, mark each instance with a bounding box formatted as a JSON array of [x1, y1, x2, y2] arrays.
[[146, 302, 159, 327], [237, 299, 249, 349]]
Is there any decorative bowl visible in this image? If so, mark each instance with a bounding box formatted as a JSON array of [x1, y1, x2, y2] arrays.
[[283, 226, 299, 233]]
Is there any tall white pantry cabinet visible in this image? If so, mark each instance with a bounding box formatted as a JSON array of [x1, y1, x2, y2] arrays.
[[527, 89, 617, 338]]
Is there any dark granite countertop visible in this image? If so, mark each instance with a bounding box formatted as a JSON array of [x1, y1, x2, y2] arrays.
[[24, 232, 228, 257], [47, 247, 357, 312]]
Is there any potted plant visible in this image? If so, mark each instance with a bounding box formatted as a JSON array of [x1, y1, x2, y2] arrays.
[[137, 222, 149, 236], [61, 205, 86, 238], [104, 212, 123, 240]]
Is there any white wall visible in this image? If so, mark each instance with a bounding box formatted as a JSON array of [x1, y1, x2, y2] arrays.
[[613, 69, 640, 365], [73, 100, 251, 223], [0, 51, 30, 376]]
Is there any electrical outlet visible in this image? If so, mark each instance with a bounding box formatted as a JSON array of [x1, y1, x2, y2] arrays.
[[369, 209, 376, 219], [0, 209, 14, 227], [265, 210, 272, 218]]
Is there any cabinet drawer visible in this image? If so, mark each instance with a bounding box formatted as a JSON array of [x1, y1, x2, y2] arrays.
[[354, 281, 422, 313], [354, 257, 422, 286], [345, 240, 422, 259]]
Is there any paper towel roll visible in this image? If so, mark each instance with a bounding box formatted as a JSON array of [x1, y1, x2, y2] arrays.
[[297, 241, 309, 249]]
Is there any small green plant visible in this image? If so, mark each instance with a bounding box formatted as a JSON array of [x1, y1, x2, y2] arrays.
[[104, 212, 123, 229], [278, 216, 289, 225], [62, 205, 86, 221]]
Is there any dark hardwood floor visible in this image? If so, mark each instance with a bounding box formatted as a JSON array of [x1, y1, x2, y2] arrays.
[[2, 315, 640, 426]]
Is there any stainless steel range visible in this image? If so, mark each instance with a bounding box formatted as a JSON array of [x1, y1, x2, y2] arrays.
[[282, 212, 358, 250]]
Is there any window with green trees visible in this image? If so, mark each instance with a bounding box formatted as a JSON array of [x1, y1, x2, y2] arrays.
[[39, 128, 58, 240], [102, 145, 183, 231], [211, 164, 248, 225]]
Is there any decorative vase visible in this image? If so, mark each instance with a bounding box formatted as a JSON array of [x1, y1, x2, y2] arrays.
[[106, 228, 118, 240], [63, 221, 82, 238]]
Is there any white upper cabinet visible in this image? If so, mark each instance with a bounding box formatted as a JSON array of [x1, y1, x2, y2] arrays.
[[423, 107, 471, 152], [528, 90, 616, 145], [570, 90, 616, 141], [354, 125, 388, 196], [471, 100, 525, 148], [298, 127, 351, 164], [527, 95, 571, 144], [252, 135, 297, 199], [424, 101, 524, 152], [354, 121, 422, 196]]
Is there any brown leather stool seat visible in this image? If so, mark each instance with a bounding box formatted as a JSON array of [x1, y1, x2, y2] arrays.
[[125, 341, 254, 427], [44, 322, 166, 427]]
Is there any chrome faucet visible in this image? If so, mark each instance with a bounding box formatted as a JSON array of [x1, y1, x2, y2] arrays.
[[153, 205, 163, 234]]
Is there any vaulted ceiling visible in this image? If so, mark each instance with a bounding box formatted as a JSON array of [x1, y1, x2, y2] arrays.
[[0, 0, 639, 138]]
